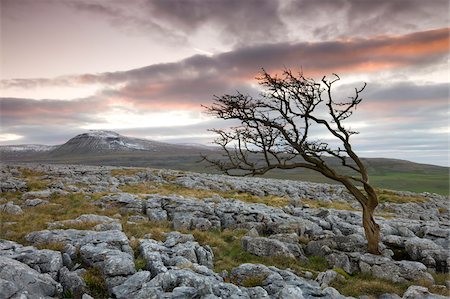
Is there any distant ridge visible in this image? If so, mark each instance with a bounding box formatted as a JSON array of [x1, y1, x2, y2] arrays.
[[0, 130, 448, 195]]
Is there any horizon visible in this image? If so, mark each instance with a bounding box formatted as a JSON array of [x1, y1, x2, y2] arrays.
[[1, 0, 449, 167], [1, 129, 448, 168]]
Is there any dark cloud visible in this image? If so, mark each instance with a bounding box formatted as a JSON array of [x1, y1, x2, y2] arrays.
[[284, 0, 449, 40], [65, 0, 449, 46]]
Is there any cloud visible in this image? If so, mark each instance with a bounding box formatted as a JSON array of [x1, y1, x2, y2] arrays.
[[2, 27, 448, 100], [0, 97, 106, 126], [283, 0, 449, 40], [65, 0, 449, 46]]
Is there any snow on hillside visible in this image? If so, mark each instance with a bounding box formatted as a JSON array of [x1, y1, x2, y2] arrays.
[[0, 144, 58, 152]]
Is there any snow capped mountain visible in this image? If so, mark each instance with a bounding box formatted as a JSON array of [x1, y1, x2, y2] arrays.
[[0, 130, 215, 162], [50, 130, 164, 155]]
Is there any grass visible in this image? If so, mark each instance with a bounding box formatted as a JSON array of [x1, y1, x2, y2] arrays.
[[307, 256, 329, 272], [234, 273, 268, 287], [0, 193, 120, 244], [17, 167, 51, 191], [82, 267, 108, 299], [332, 271, 450, 298], [35, 241, 66, 252], [120, 182, 290, 207], [122, 220, 171, 241], [377, 189, 429, 204], [110, 168, 145, 176], [300, 198, 356, 211], [332, 273, 410, 298]]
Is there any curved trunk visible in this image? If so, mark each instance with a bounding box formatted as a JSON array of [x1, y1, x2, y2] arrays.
[[362, 204, 381, 254]]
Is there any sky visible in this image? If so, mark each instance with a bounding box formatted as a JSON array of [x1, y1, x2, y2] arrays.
[[0, 0, 449, 166]]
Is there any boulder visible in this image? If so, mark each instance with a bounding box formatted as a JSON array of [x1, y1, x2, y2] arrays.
[[0, 240, 63, 279], [402, 285, 448, 299], [241, 236, 305, 260], [26, 229, 133, 256], [359, 254, 434, 284], [24, 198, 49, 207], [59, 266, 87, 296], [0, 202, 23, 215], [316, 270, 345, 287], [80, 244, 136, 277], [0, 256, 62, 298], [112, 271, 152, 299]]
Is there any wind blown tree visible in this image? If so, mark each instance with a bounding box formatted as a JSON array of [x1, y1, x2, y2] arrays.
[[204, 69, 381, 254]]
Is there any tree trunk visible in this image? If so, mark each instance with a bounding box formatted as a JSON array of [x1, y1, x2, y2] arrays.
[[362, 205, 381, 254]]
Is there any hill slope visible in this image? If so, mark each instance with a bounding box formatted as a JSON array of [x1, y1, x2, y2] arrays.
[[1, 130, 448, 195]]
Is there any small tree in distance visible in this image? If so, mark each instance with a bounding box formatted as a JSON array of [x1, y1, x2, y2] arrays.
[[204, 68, 382, 255]]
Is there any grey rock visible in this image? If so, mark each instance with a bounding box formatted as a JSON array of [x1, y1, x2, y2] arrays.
[[276, 286, 305, 299], [26, 229, 133, 256], [21, 190, 52, 200], [112, 271, 152, 299], [0, 256, 62, 297], [316, 270, 345, 288], [59, 266, 86, 296], [326, 252, 352, 274], [305, 238, 337, 256], [48, 214, 121, 230], [0, 240, 63, 279], [359, 254, 434, 284], [0, 277, 18, 299], [246, 228, 260, 237], [24, 198, 49, 207], [0, 202, 23, 215], [93, 222, 123, 231], [405, 238, 442, 260], [0, 177, 27, 193], [402, 285, 448, 299], [100, 193, 144, 214], [245, 286, 270, 298], [241, 236, 304, 259], [80, 244, 135, 277], [128, 215, 148, 222]]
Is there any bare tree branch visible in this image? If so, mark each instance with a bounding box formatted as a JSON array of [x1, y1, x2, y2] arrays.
[[203, 68, 382, 254]]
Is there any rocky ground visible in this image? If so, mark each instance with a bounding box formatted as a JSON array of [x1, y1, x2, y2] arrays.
[[0, 163, 449, 299]]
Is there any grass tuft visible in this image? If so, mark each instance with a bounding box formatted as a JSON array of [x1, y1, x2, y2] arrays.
[[307, 256, 329, 272], [82, 267, 108, 299], [332, 273, 409, 297], [377, 189, 428, 204], [110, 168, 144, 176], [300, 198, 356, 211]]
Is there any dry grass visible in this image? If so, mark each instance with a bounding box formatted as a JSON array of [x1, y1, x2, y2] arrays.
[[82, 267, 108, 299], [122, 220, 171, 241], [110, 168, 144, 176], [17, 168, 51, 191], [120, 182, 290, 207], [332, 273, 410, 297], [35, 241, 66, 252], [0, 193, 120, 244], [300, 198, 356, 211], [377, 189, 428, 204]]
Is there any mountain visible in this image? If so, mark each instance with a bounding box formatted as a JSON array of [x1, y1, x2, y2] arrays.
[[49, 130, 204, 155], [1, 130, 214, 157], [1, 130, 448, 195]]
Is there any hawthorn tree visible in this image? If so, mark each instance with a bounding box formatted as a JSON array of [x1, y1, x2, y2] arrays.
[[204, 69, 381, 254]]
